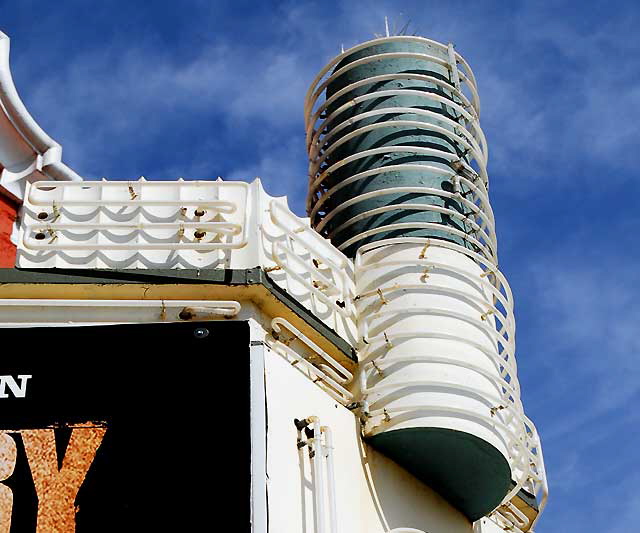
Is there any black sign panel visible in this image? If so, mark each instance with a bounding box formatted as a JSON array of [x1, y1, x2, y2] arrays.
[[0, 320, 250, 532]]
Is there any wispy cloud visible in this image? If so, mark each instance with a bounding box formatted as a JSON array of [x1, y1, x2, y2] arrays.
[[10, 1, 640, 188], [530, 256, 639, 429], [14, 27, 316, 208], [514, 237, 640, 531]]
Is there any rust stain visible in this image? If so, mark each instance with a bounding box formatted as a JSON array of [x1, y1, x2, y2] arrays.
[[0, 432, 17, 533], [22, 424, 106, 533]]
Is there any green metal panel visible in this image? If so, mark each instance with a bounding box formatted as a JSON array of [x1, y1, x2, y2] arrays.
[[368, 427, 512, 521], [321, 40, 474, 257]]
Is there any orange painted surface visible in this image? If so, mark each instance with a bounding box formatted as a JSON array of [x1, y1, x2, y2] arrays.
[[0, 192, 18, 267]]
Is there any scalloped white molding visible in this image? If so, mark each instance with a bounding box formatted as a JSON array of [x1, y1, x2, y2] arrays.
[[0, 31, 81, 201]]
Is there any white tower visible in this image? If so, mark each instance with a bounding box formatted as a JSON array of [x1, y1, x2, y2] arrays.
[[305, 35, 547, 529]]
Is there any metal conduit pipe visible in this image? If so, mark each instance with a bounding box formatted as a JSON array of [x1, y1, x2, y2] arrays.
[[295, 418, 339, 533], [305, 36, 547, 524], [321, 426, 338, 533], [308, 417, 326, 533]]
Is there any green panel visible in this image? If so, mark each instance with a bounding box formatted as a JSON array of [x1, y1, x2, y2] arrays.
[[368, 427, 511, 521], [320, 40, 474, 257]]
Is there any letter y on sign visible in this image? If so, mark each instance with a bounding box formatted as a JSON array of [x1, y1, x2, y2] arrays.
[[22, 427, 106, 533]]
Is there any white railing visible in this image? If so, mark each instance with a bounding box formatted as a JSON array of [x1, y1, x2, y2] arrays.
[[20, 180, 249, 251], [267, 200, 357, 322], [266, 318, 353, 405], [488, 504, 528, 532], [354, 238, 547, 519], [304, 36, 482, 145], [304, 36, 495, 263], [15, 179, 359, 347]]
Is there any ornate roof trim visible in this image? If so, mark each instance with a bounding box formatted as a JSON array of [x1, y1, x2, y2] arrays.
[[0, 31, 81, 201]]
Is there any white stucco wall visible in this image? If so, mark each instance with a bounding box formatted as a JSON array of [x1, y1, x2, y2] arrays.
[[263, 343, 473, 533]]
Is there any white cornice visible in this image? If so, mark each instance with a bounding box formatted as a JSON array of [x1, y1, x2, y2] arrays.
[[0, 31, 81, 201]]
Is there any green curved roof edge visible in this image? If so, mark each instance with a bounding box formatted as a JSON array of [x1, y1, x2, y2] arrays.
[[368, 426, 511, 521]]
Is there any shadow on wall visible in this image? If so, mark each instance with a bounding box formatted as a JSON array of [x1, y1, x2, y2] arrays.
[[355, 416, 472, 533]]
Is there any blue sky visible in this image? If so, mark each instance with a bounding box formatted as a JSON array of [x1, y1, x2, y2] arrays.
[[2, 1, 639, 530]]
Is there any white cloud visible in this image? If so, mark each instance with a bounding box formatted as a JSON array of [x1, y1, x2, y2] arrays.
[[18, 35, 315, 177], [519, 243, 639, 531], [227, 134, 308, 212], [527, 251, 639, 433], [10, 1, 639, 195]]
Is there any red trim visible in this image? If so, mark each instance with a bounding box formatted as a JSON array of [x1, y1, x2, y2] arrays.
[[0, 189, 19, 267], [0, 184, 21, 206]]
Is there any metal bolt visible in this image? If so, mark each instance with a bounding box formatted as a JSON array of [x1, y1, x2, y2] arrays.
[[193, 327, 210, 339]]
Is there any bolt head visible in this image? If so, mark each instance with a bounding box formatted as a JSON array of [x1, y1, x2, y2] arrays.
[[193, 327, 210, 339]]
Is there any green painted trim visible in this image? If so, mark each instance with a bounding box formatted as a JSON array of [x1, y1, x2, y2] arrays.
[[0, 267, 257, 285], [368, 427, 511, 521], [0, 267, 356, 362]]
